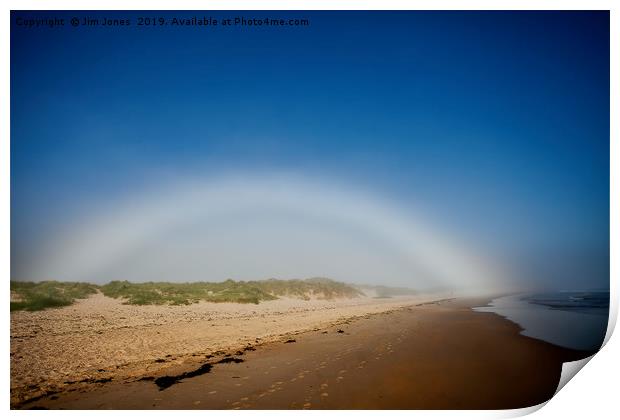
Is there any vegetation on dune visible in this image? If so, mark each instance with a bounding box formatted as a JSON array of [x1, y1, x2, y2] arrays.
[[10, 278, 364, 310], [257, 277, 363, 300], [100, 278, 362, 305], [99, 279, 278, 305], [10, 281, 99, 311]]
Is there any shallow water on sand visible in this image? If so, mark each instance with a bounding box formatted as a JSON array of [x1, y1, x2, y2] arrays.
[[474, 292, 609, 351]]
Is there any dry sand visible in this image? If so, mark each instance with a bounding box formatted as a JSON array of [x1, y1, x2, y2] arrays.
[[11, 292, 435, 407]]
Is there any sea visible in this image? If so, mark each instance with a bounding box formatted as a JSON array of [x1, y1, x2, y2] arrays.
[[474, 290, 610, 351]]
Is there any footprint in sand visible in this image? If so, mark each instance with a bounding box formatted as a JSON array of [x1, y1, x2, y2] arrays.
[[303, 402, 312, 409], [193, 401, 201, 405], [208, 390, 217, 395], [338, 369, 347, 374], [321, 393, 329, 397], [240, 397, 249, 401], [320, 383, 328, 389]]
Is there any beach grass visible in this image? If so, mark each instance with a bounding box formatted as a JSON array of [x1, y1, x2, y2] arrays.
[[258, 278, 362, 300], [11, 278, 364, 310], [100, 277, 363, 306], [99, 280, 277, 305], [10, 281, 99, 311]]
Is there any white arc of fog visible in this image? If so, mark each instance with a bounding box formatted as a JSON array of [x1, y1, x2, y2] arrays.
[[33, 173, 505, 292]]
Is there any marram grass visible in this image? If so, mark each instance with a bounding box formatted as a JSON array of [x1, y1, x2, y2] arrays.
[[10, 278, 364, 311]]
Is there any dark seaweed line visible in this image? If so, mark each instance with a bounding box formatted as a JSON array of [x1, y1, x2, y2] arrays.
[[154, 357, 244, 390], [14, 377, 113, 409]]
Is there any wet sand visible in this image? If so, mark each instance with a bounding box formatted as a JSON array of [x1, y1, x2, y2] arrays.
[[14, 297, 591, 409]]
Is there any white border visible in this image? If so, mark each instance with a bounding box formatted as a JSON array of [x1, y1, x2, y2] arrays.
[[2, 2, 617, 420]]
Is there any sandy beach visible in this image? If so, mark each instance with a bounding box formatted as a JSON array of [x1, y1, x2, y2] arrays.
[[11, 292, 435, 407], [11, 294, 591, 409]]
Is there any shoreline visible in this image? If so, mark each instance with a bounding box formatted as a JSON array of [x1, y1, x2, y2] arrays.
[[473, 293, 609, 352], [12, 295, 593, 409]]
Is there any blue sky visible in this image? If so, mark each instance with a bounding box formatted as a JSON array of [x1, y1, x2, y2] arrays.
[[11, 11, 609, 290]]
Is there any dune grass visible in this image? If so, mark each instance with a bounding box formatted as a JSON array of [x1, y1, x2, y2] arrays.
[[100, 278, 362, 305], [10, 281, 99, 311], [99, 279, 277, 305], [11, 278, 364, 310], [258, 277, 363, 300]]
